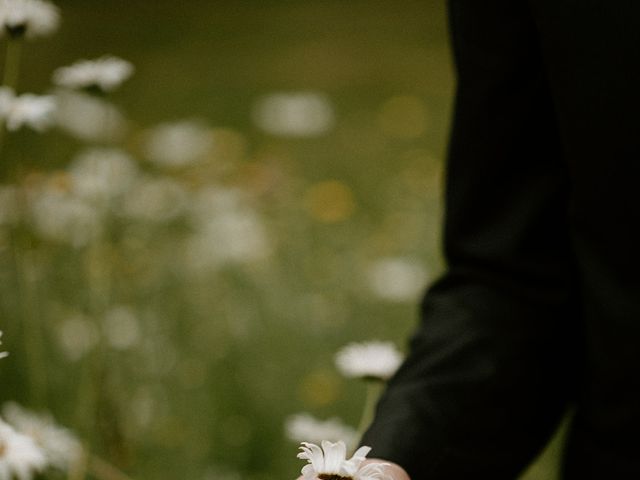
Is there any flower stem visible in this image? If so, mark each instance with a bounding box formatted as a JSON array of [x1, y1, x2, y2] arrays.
[[7, 189, 48, 405], [89, 455, 136, 480], [68, 446, 89, 480], [3, 37, 22, 89], [356, 380, 382, 439], [0, 37, 23, 156], [19, 247, 49, 405]]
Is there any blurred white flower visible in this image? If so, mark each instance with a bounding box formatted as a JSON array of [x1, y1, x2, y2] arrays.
[[129, 387, 156, 431], [0, 186, 19, 227], [6, 94, 56, 132], [285, 413, 357, 450], [335, 341, 403, 381], [120, 176, 189, 223], [54, 89, 127, 142], [0, 88, 56, 132], [142, 120, 214, 168], [190, 186, 243, 220], [53, 56, 134, 93], [252, 92, 334, 137], [366, 257, 428, 302], [0, 0, 59, 39], [68, 148, 138, 205], [0, 331, 7, 359], [55, 313, 98, 361], [298, 441, 389, 480], [29, 185, 101, 248], [186, 210, 271, 271], [103, 305, 140, 350], [186, 186, 271, 271], [0, 418, 47, 480], [2, 402, 82, 472]]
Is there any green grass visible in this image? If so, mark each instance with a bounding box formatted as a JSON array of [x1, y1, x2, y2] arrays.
[[0, 1, 563, 478]]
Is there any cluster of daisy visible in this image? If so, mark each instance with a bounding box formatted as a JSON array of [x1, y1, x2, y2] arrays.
[[0, 332, 136, 480], [0, 1, 427, 479], [290, 341, 403, 479], [0, 55, 133, 132], [0, 0, 269, 264], [0, 0, 139, 243], [0, 0, 133, 134], [0, 2, 136, 478], [1, 331, 82, 480], [0, 0, 57, 131], [0, 402, 82, 480], [2, 2, 277, 474]]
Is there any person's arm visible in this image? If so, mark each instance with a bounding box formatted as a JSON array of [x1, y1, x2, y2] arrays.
[[360, 0, 578, 477]]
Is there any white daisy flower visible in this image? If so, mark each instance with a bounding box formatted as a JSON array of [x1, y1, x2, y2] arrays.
[[6, 94, 56, 131], [185, 210, 271, 273], [52, 56, 134, 93], [0, 331, 7, 359], [142, 119, 214, 168], [54, 89, 127, 142], [68, 148, 138, 205], [29, 182, 102, 248], [252, 91, 334, 137], [0, 0, 59, 40], [120, 176, 189, 223], [285, 413, 358, 450], [0, 88, 56, 132], [297, 440, 390, 480], [366, 257, 429, 302], [0, 418, 47, 480], [55, 312, 98, 361], [185, 187, 272, 271], [2, 402, 82, 471], [335, 341, 403, 381], [102, 305, 141, 351]]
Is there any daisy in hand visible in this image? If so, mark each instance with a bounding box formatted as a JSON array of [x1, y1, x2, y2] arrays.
[[297, 440, 390, 480]]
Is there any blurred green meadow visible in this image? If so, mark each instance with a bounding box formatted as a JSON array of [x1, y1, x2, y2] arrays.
[[0, 1, 560, 478]]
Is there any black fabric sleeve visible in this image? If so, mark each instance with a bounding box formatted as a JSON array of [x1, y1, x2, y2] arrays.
[[360, 1, 580, 477]]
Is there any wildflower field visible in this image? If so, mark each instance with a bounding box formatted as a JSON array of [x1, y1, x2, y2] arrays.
[[0, 1, 560, 479]]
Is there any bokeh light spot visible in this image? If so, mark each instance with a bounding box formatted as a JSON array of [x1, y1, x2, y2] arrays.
[[304, 180, 356, 223], [220, 415, 253, 447], [298, 370, 341, 408], [377, 95, 430, 139]]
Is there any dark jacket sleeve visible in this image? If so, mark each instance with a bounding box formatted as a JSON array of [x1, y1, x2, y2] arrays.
[[360, 0, 579, 477]]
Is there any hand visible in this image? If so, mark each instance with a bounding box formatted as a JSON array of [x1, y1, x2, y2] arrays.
[[296, 458, 411, 480]]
